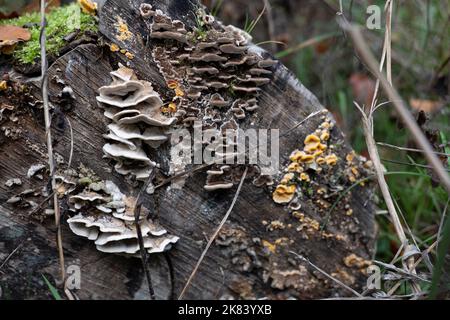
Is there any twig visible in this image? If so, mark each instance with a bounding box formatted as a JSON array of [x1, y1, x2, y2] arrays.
[[377, 142, 450, 157], [178, 167, 248, 299], [280, 110, 323, 138], [0, 243, 23, 271], [66, 117, 74, 169], [40, 0, 65, 283], [133, 170, 157, 300], [290, 251, 363, 297]]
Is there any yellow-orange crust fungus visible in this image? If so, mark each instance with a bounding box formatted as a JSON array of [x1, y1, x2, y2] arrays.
[[343, 254, 372, 269], [325, 154, 338, 166], [287, 162, 303, 173], [78, 0, 97, 15], [300, 173, 310, 182], [272, 184, 296, 204], [320, 131, 330, 141], [110, 43, 120, 52], [304, 134, 321, 145]]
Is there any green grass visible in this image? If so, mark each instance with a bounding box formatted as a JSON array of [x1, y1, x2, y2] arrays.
[[0, 3, 97, 64], [42, 275, 62, 300]]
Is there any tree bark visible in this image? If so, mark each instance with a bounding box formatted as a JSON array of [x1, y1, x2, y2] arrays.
[[0, 0, 376, 300]]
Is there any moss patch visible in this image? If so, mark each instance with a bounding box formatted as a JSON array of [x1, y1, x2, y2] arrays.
[[0, 3, 98, 64]]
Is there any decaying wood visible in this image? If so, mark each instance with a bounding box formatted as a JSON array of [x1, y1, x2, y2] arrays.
[[0, 0, 376, 299]]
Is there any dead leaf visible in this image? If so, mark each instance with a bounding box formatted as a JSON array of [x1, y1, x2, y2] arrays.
[[349, 73, 376, 108], [409, 98, 443, 113], [314, 38, 332, 54], [0, 25, 31, 55], [0, 25, 31, 42]]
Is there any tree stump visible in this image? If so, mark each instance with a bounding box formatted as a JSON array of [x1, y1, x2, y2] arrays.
[[0, 0, 376, 299]]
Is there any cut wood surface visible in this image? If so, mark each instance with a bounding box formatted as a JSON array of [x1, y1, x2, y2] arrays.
[[0, 0, 376, 299]]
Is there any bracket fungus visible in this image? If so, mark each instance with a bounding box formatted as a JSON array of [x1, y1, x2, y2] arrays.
[[137, 5, 277, 191], [67, 180, 179, 255], [97, 65, 176, 182]]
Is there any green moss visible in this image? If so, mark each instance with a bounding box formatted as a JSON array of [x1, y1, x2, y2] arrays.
[[0, 3, 98, 64]]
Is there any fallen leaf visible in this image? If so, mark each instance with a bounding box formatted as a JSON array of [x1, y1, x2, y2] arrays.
[[409, 98, 443, 113], [349, 73, 376, 108], [0, 25, 31, 54], [314, 38, 332, 54], [0, 25, 31, 42]]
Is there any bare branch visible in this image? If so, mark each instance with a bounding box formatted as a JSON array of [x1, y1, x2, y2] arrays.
[[178, 167, 248, 299]]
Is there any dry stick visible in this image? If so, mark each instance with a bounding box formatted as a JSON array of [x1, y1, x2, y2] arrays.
[[66, 117, 74, 169], [133, 170, 157, 300], [178, 167, 248, 300], [0, 243, 23, 271], [290, 251, 363, 298], [279, 110, 323, 138], [40, 0, 65, 283], [346, 25, 450, 195]]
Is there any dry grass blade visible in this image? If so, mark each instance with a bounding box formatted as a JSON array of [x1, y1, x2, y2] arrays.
[[377, 142, 450, 157], [354, 101, 408, 247], [280, 110, 323, 138], [375, 261, 430, 282], [40, 0, 65, 283], [344, 24, 450, 195], [178, 167, 248, 299], [262, 0, 276, 52]]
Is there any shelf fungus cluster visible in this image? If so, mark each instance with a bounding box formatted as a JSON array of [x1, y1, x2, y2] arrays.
[[271, 112, 374, 241], [97, 65, 176, 182], [272, 113, 338, 205], [140, 4, 277, 190], [66, 179, 179, 255]]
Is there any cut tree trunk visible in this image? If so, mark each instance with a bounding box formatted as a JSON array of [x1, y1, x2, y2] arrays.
[[0, 0, 376, 300]]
